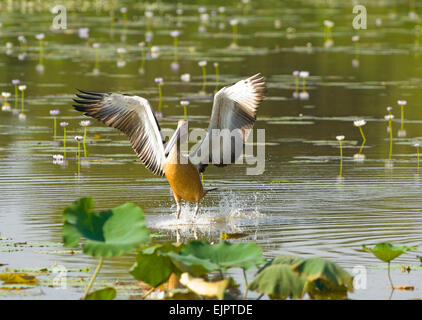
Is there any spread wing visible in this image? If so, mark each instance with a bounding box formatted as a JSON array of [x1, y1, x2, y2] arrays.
[[189, 73, 266, 173], [73, 90, 166, 176]]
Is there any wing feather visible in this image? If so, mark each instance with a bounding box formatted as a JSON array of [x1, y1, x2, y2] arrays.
[[73, 90, 166, 176], [189, 73, 266, 172]]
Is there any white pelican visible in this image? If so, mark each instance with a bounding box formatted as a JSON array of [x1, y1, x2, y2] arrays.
[[73, 73, 266, 218]]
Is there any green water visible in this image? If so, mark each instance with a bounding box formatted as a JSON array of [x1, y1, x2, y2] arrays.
[[1, 0, 422, 299]]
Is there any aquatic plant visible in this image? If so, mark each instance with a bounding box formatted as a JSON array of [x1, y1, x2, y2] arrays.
[[170, 30, 180, 62], [50, 110, 60, 139], [180, 73, 191, 83], [353, 119, 366, 154], [198, 60, 207, 92], [92, 43, 100, 71], [1, 92, 11, 112], [362, 243, 417, 289], [336, 135, 344, 176], [138, 42, 146, 74], [323, 20, 334, 39], [250, 254, 353, 299], [145, 10, 153, 32], [397, 100, 407, 136], [12, 79, 20, 109], [18, 84, 26, 116], [53, 154, 64, 165], [60, 122, 68, 157], [299, 71, 309, 93], [80, 120, 90, 157], [61, 197, 356, 300], [180, 100, 189, 120], [74, 136, 83, 174], [155, 77, 164, 113], [214, 62, 220, 91], [292, 70, 300, 93], [385, 114, 394, 159], [229, 18, 239, 47], [35, 33, 44, 65], [62, 197, 150, 299], [116, 47, 127, 67]]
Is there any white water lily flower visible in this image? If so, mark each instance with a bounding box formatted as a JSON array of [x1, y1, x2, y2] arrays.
[[385, 114, 394, 120], [218, 7, 226, 14], [229, 19, 239, 26], [180, 100, 190, 106], [154, 77, 163, 84], [414, 143, 420, 148], [397, 100, 407, 106], [292, 70, 300, 77], [117, 47, 127, 55], [18, 85, 27, 91], [80, 120, 91, 127], [74, 136, 83, 142], [12, 79, 20, 85], [353, 120, 366, 127], [2, 92, 11, 98], [35, 33, 45, 40], [50, 109, 60, 116], [145, 11, 153, 18], [180, 73, 191, 82], [60, 121, 68, 127], [170, 30, 180, 38], [198, 60, 207, 67], [352, 35, 360, 42], [336, 135, 345, 141], [324, 20, 334, 28], [92, 43, 100, 49], [299, 71, 309, 78], [386, 106, 392, 112], [151, 46, 160, 54]]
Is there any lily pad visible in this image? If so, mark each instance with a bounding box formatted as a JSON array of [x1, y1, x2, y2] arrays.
[[84, 287, 116, 300], [362, 243, 418, 263], [62, 197, 150, 257], [130, 243, 183, 287], [291, 258, 353, 293], [168, 241, 265, 276], [249, 264, 305, 299]]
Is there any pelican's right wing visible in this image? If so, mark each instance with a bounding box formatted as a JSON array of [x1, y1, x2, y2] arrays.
[[73, 90, 166, 176]]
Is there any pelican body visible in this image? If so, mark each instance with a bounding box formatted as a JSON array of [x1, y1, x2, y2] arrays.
[[73, 74, 266, 219]]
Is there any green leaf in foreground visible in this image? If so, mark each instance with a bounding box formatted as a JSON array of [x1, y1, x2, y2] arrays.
[[249, 264, 305, 299], [362, 243, 418, 263], [62, 197, 150, 257], [291, 257, 354, 293], [130, 243, 183, 287], [84, 287, 116, 300], [168, 240, 266, 276]]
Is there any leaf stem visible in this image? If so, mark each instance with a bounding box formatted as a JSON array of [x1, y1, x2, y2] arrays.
[[387, 261, 394, 288], [141, 287, 155, 300], [82, 257, 103, 300], [242, 268, 248, 300]]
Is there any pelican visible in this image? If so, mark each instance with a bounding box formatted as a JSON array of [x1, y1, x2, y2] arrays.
[[72, 73, 266, 218]]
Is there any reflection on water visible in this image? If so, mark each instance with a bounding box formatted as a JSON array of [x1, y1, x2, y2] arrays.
[[1, 1, 422, 299]]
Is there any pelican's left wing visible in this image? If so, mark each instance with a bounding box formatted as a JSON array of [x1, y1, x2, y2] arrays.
[[73, 90, 166, 176], [189, 73, 266, 173]]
